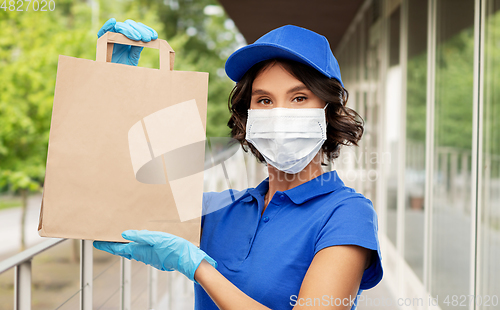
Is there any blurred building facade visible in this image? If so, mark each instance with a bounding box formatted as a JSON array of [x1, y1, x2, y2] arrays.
[[219, 0, 500, 309]]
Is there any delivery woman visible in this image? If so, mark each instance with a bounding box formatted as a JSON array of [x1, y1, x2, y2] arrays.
[[94, 19, 383, 310]]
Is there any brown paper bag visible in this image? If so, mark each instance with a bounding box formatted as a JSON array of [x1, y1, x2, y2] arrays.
[[38, 32, 208, 244]]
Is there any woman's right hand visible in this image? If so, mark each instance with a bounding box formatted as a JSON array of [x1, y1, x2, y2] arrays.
[[97, 18, 158, 66]]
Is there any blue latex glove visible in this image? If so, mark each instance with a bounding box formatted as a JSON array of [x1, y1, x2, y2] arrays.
[[93, 230, 217, 283], [97, 18, 158, 66]]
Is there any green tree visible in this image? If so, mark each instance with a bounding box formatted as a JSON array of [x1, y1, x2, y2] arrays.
[[0, 0, 240, 250], [406, 27, 475, 151], [123, 0, 243, 138], [0, 1, 97, 249], [484, 11, 500, 159], [435, 27, 474, 151], [406, 52, 427, 144]]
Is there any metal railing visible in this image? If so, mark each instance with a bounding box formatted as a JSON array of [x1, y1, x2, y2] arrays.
[[0, 238, 67, 310], [0, 239, 152, 310]]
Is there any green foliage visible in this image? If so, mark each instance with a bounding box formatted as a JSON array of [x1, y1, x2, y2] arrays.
[[129, 0, 241, 137], [406, 52, 427, 143], [0, 0, 241, 193], [406, 27, 475, 151], [0, 3, 96, 193], [435, 27, 474, 151], [484, 11, 500, 158]]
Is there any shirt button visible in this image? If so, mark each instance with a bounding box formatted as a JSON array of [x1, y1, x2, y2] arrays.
[[262, 216, 269, 222], [280, 194, 285, 201]]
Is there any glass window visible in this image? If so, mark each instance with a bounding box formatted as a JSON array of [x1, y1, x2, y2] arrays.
[[480, 0, 500, 306], [404, 0, 428, 282], [386, 6, 401, 246], [432, 0, 474, 306]]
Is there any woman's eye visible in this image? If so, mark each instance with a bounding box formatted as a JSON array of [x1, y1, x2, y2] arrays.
[[292, 96, 307, 103], [257, 98, 272, 105]]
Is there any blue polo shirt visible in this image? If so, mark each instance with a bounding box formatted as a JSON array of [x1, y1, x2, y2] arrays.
[[195, 170, 383, 309]]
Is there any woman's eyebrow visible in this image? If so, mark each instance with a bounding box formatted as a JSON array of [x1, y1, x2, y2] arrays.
[[251, 85, 308, 96], [251, 89, 271, 96], [286, 85, 308, 94]]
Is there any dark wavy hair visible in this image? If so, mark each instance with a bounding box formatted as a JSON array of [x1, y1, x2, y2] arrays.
[[227, 58, 364, 166]]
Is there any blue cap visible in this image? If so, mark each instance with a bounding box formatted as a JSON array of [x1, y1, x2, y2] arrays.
[[225, 25, 344, 87]]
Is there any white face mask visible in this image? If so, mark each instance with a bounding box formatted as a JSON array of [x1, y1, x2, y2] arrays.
[[245, 104, 328, 174]]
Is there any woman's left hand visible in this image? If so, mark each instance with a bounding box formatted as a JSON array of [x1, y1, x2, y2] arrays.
[[93, 230, 217, 283], [97, 18, 158, 66]]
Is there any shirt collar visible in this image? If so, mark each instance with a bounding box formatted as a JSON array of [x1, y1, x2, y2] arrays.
[[244, 170, 345, 205], [242, 178, 268, 203]]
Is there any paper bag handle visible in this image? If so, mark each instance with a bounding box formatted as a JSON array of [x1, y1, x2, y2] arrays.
[[96, 32, 175, 71]]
